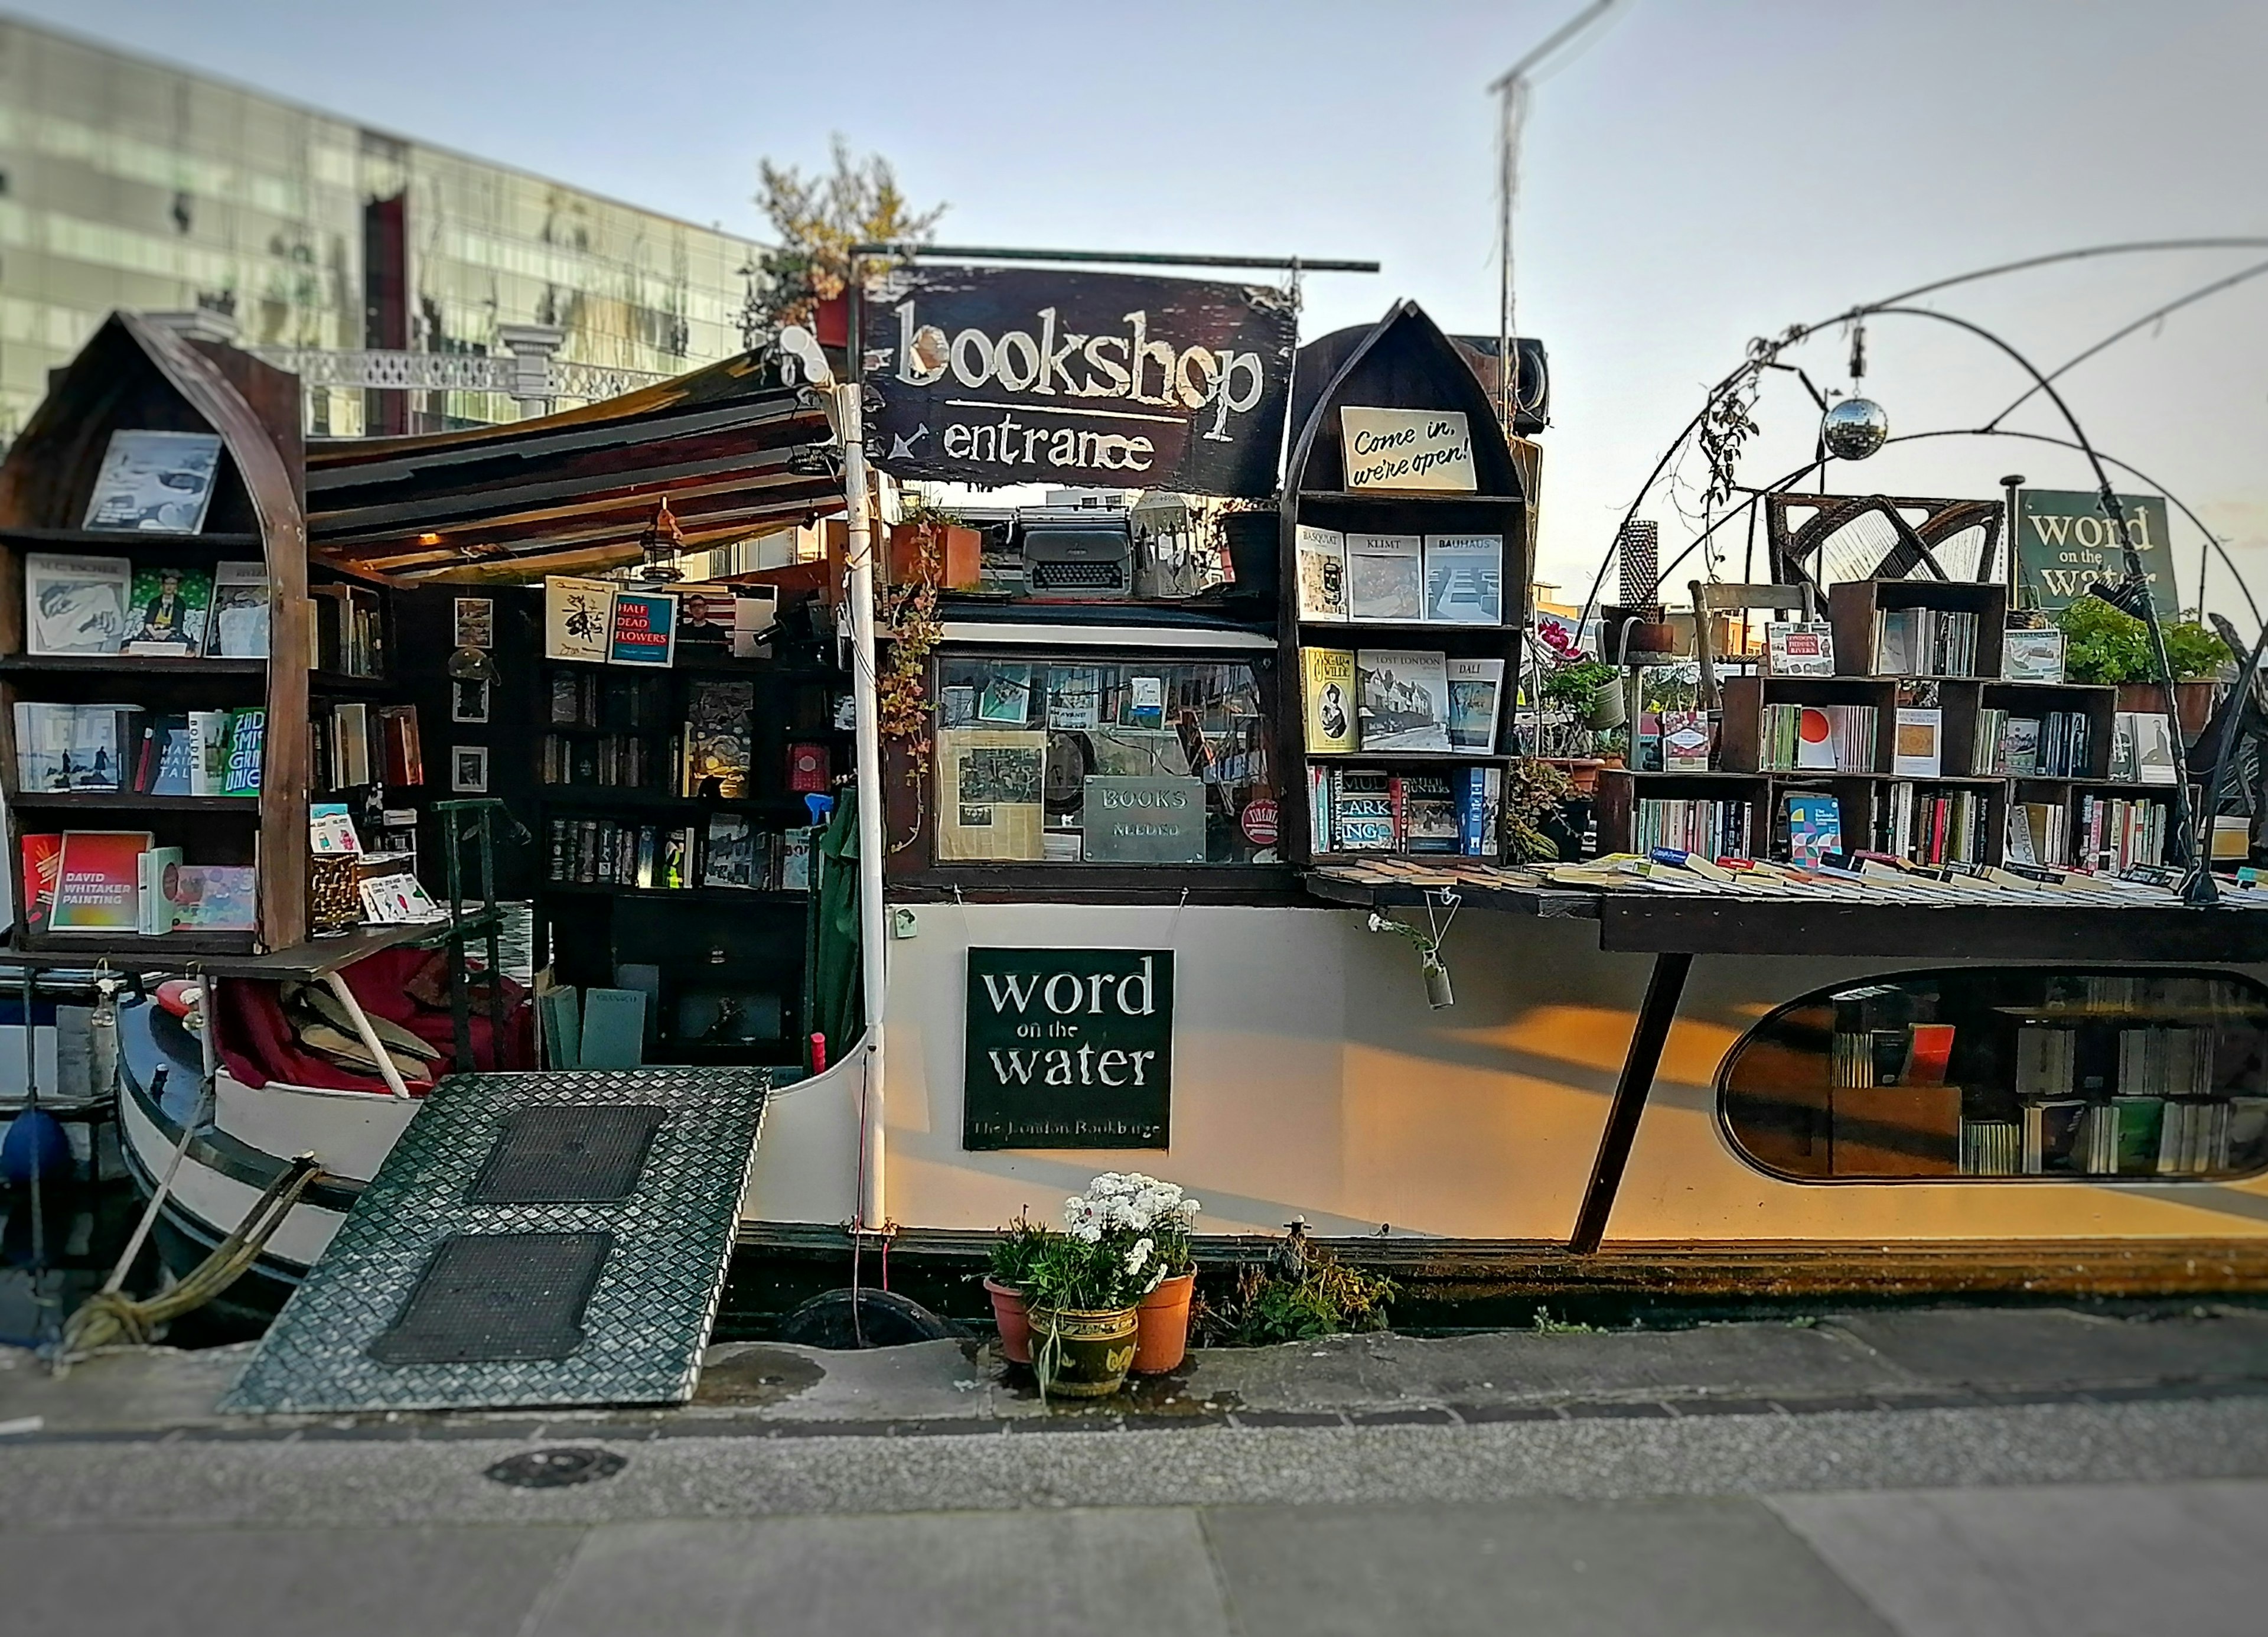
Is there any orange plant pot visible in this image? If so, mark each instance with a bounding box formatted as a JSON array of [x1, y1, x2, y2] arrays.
[[985, 1277, 1032, 1365], [1133, 1271, 1196, 1374]]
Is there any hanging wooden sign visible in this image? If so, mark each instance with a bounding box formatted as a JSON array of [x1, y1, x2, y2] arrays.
[[865, 266, 1296, 497], [963, 948, 1174, 1149]]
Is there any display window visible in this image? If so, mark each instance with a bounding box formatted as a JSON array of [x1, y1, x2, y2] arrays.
[[1719, 968, 2268, 1182], [931, 655, 1275, 867]]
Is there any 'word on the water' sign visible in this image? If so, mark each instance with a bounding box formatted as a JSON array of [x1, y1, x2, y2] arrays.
[[1340, 406, 1477, 493], [963, 948, 1174, 1150]]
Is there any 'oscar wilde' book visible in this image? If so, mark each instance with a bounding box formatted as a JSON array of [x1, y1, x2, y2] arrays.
[[1301, 646, 1357, 754]]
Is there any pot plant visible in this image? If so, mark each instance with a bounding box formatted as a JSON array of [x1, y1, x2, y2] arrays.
[[1544, 658, 1625, 730], [983, 1210, 1050, 1366], [2057, 599, 2231, 735], [1025, 1172, 1201, 1399]]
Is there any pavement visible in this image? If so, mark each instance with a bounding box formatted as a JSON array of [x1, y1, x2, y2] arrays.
[[2, 1304, 2266, 1633]]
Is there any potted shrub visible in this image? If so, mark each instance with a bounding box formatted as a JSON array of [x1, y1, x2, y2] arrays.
[[1543, 658, 1625, 730], [1115, 1174, 1201, 1373], [1023, 1171, 1200, 1398], [2164, 618, 2233, 737], [983, 1210, 1050, 1366], [2057, 600, 2230, 737]]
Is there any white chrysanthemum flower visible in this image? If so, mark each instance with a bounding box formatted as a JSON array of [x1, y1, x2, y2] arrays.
[[1143, 1266, 1165, 1293], [1180, 1199, 1202, 1218], [1075, 1222, 1102, 1244], [1126, 1237, 1153, 1274]]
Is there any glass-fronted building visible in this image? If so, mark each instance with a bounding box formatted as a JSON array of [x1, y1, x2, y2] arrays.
[[0, 18, 764, 440]]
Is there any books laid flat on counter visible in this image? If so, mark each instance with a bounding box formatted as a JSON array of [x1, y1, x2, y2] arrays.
[[2000, 627, 2065, 683], [82, 430, 221, 534], [1295, 525, 1349, 621], [1420, 534, 1503, 624], [1345, 533, 1423, 621], [1764, 621, 1835, 677], [1355, 649, 1452, 752], [1445, 658, 1505, 753]]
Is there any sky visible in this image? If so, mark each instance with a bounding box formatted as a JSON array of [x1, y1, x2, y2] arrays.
[[15, 0, 2268, 615]]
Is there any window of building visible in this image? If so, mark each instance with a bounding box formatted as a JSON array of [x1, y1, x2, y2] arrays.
[[1719, 968, 2268, 1182], [931, 655, 1273, 866]]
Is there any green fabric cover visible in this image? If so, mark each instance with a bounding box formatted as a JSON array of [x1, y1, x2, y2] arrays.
[[809, 786, 864, 1070]]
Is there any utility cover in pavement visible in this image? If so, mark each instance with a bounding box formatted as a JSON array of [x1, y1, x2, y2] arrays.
[[369, 1232, 612, 1364], [220, 1067, 770, 1414], [470, 1105, 667, 1203]]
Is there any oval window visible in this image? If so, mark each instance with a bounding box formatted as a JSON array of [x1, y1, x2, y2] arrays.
[[1718, 968, 2268, 1183]]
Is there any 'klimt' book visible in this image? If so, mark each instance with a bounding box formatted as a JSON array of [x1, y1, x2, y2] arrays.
[[1420, 533, 1503, 624], [1445, 658, 1505, 753], [1294, 525, 1350, 622], [1345, 533, 1423, 621], [1355, 649, 1452, 752], [1302, 646, 1358, 754]]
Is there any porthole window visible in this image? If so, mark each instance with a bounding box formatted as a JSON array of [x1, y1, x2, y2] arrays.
[[1718, 968, 2268, 1182]]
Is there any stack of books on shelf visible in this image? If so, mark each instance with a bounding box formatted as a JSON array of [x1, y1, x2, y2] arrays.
[[1306, 764, 1500, 857], [1296, 528, 1504, 625], [1628, 796, 1753, 860], [24, 551, 271, 662], [1995, 711, 2091, 776], [544, 813, 815, 893], [1873, 606, 1978, 675], [2006, 800, 2071, 866], [1972, 708, 2008, 775], [2076, 793, 2169, 873], [2116, 1026, 2215, 1097], [18, 829, 255, 937], [541, 734, 665, 789], [309, 582, 382, 676], [1879, 783, 1989, 866], [2107, 711, 2179, 785], [1302, 648, 1504, 756], [1960, 1118, 2022, 1176], [1759, 702, 1876, 772]]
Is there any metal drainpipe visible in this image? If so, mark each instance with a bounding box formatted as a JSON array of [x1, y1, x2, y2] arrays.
[[836, 382, 890, 1231]]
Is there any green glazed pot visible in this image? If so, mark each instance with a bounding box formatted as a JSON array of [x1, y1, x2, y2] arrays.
[[1028, 1304, 1139, 1398]]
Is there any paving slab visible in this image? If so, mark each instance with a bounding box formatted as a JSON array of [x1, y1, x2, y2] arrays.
[[0, 1522, 583, 1636], [1774, 1477, 2268, 1637], [0, 1342, 250, 1433], [527, 1509, 1233, 1637], [1200, 1495, 1895, 1636], [1826, 1307, 2268, 1388]]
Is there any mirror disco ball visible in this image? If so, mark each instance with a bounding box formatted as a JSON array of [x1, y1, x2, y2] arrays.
[[1822, 397, 1889, 460]]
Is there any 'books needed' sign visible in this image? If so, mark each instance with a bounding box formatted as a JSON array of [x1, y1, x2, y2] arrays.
[[866, 267, 1295, 497], [964, 948, 1174, 1150]]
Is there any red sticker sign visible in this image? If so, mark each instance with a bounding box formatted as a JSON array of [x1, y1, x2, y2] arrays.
[[1240, 796, 1280, 847]]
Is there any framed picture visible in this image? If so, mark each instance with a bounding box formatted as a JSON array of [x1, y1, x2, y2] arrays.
[[451, 677, 490, 724], [451, 745, 489, 794], [453, 596, 495, 650]]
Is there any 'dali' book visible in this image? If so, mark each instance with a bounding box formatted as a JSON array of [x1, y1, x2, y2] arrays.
[[1445, 658, 1504, 753]]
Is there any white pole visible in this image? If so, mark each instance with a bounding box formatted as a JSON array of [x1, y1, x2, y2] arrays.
[[836, 382, 891, 1232]]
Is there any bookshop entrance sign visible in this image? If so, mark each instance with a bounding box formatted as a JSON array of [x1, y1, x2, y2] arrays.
[[964, 948, 1174, 1149]]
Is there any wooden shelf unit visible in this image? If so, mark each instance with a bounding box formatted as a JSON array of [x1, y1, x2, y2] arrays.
[[0, 313, 317, 953], [1276, 301, 1531, 867]]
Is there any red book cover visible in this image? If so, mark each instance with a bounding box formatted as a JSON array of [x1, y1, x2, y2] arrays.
[[786, 741, 830, 795], [1904, 1023, 1957, 1086], [49, 830, 152, 931], [19, 834, 61, 933]]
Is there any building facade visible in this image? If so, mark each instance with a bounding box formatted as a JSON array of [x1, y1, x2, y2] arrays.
[[0, 18, 765, 440]]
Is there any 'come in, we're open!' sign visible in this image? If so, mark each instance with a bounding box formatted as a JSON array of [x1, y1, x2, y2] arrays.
[[1340, 406, 1477, 493], [963, 948, 1174, 1150]]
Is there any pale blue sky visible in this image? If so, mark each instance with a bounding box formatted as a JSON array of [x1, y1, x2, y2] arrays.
[[14, 0, 2268, 610]]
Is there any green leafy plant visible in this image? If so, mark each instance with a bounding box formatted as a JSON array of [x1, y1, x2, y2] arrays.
[[1540, 658, 1619, 707], [1195, 1251, 1399, 1346], [1505, 756, 1576, 864], [1531, 1306, 1598, 1335], [2164, 619, 2233, 682], [2055, 597, 2156, 684], [987, 1210, 1052, 1290]]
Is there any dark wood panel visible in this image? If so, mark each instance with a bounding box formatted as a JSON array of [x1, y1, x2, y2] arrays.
[[1595, 896, 2268, 961]]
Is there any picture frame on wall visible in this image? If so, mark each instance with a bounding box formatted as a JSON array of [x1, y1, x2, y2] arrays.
[[451, 677, 490, 724], [451, 744, 489, 793]]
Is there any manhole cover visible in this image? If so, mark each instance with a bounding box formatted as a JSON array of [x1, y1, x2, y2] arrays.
[[484, 1446, 627, 1489]]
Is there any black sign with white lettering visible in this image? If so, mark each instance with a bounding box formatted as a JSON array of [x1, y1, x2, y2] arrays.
[[865, 267, 1295, 497], [963, 947, 1174, 1150]]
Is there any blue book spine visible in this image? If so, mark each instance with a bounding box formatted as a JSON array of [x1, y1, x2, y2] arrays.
[[1458, 767, 1488, 856]]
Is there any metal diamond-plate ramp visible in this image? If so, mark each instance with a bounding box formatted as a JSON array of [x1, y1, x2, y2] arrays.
[[221, 1068, 770, 1414]]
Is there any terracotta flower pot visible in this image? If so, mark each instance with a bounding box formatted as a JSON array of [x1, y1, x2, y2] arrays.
[[985, 1277, 1032, 1366], [1028, 1304, 1139, 1398], [2175, 679, 2220, 741], [1132, 1271, 1196, 1374]]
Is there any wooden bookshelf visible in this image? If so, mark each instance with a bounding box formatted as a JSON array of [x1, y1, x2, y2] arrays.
[[0, 313, 312, 956], [1276, 301, 1531, 866]]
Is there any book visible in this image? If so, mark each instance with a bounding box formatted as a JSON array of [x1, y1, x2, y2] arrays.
[[1331, 769, 1396, 851], [136, 846, 184, 936], [609, 587, 679, 666], [1660, 711, 1710, 772], [1783, 793, 1841, 866], [223, 708, 265, 795], [18, 834, 61, 933], [187, 710, 229, 796], [25, 552, 132, 655], [1355, 649, 1452, 752], [13, 702, 76, 791], [1302, 646, 1358, 754], [2000, 628, 2065, 683], [1345, 533, 1423, 621], [309, 803, 362, 855], [702, 815, 760, 888], [359, 873, 445, 925], [208, 560, 271, 659], [685, 680, 755, 797], [48, 830, 152, 931], [377, 704, 424, 786], [781, 829, 816, 891], [122, 562, 212, 655], [68, 705, 139, 791], [135, 714, 195, 796], [543, 575, 615, 662], [1294, 525, 1350, 621], [1903, 1023, 1956, 1085], [1762, 704, 1875, 772], [1122, 674, 1166, 729], [977, 663, 1034, 725], [331, 701, 372, 787], [82, 429, 221, 533], [1397, 773, 1461, 852], [1421, 533, 1503, 624], [2003, 717, 2041, 775], [1892, 708, 1943, 777], [787, 741, 830, 794], [1445, 658, 1506, 753], [1045, 666, 1104, 730], [1765, 621, 1835, 677], [1456, 766, 1501, 858], [2130, 711, 2178, 785]]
